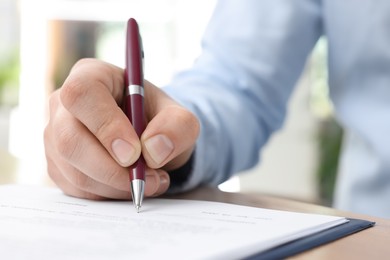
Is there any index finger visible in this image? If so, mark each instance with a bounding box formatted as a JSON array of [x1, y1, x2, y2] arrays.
[[59, 58, 141, 167]]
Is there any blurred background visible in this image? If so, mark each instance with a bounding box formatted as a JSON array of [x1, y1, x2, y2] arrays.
[[0, 0, 342, 206]]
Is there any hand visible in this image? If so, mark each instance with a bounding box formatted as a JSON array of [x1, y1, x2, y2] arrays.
[[44, 58, 199, 200]]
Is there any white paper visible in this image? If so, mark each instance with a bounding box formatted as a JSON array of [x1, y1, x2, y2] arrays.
[[0, 185, 347, 259]]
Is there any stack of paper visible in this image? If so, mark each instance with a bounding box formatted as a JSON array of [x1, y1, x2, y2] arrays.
[[0, 185, 348, 259]]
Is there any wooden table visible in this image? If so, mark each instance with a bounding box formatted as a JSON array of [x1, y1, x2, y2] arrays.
[[166, 186, 390, 259]]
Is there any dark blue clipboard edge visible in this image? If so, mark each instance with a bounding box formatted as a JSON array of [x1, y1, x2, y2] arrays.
[[245, 218, 375, 260]]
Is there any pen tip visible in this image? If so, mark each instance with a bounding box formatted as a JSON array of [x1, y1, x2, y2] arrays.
[[136, 205, 141, 213]]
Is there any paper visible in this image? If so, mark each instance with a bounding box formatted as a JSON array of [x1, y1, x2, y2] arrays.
[[0, 185, 347, 259]]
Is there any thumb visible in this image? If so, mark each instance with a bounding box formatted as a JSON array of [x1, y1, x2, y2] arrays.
[[141, 81, 199, 171]]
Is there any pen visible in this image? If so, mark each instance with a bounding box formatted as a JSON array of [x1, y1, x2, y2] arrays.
[[123, 18, 145, 213]]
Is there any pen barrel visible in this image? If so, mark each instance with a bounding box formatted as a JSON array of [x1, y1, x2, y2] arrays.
[[131, 93, 145, 137], [130, 156, 146, 180], [126, 18, 143, 86], [123, 92, 146, 181], [124, 18, 146, 185]]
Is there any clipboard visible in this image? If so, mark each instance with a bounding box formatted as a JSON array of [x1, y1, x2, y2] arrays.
[[245, 218, 375, 260]]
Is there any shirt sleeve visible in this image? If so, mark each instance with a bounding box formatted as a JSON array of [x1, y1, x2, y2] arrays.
[[163, 0, 323, 192]]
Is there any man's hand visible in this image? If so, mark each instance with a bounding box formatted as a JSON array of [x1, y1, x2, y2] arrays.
[[44, 58, 199, 200]]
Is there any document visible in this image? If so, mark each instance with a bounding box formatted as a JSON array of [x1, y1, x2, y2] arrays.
[[0, 185, 347, 259]]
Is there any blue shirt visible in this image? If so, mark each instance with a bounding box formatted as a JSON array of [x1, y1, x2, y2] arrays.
[[164, 0, 390, 218]]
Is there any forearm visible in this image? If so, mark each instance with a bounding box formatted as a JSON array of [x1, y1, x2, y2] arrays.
[[164, 0, 322, 192]]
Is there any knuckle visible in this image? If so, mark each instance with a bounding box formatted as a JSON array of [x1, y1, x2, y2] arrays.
[[93, 113, 116, 140], [59, 74, 88, 112], [92, 113, 126, 149], [45, 157, 59, 181], [72, 171, 92, 191], [55, 125, 80, 161], [172, 107, 200, 138], [59, 59, 100, 112], [101, 166, 123, 187], [43, 124, 52, 149], [47, 90, 60, 112], [44, 95, 60, 144], [186, 111, 200, 138], [73, 58, 96, 68]]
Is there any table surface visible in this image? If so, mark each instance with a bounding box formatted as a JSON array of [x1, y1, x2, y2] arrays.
[[165, 186, 390, 259]]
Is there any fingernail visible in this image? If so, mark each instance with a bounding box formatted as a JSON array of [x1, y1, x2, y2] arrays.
[[145, 172, 159, 196], [145, 171, 170, 197], [155, 171, 170, 195], [144, 134, 174, 165], [111, 139, 135, 166]]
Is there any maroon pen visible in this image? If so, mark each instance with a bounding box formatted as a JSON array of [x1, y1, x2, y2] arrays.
[[123, 18, 145, 212]]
